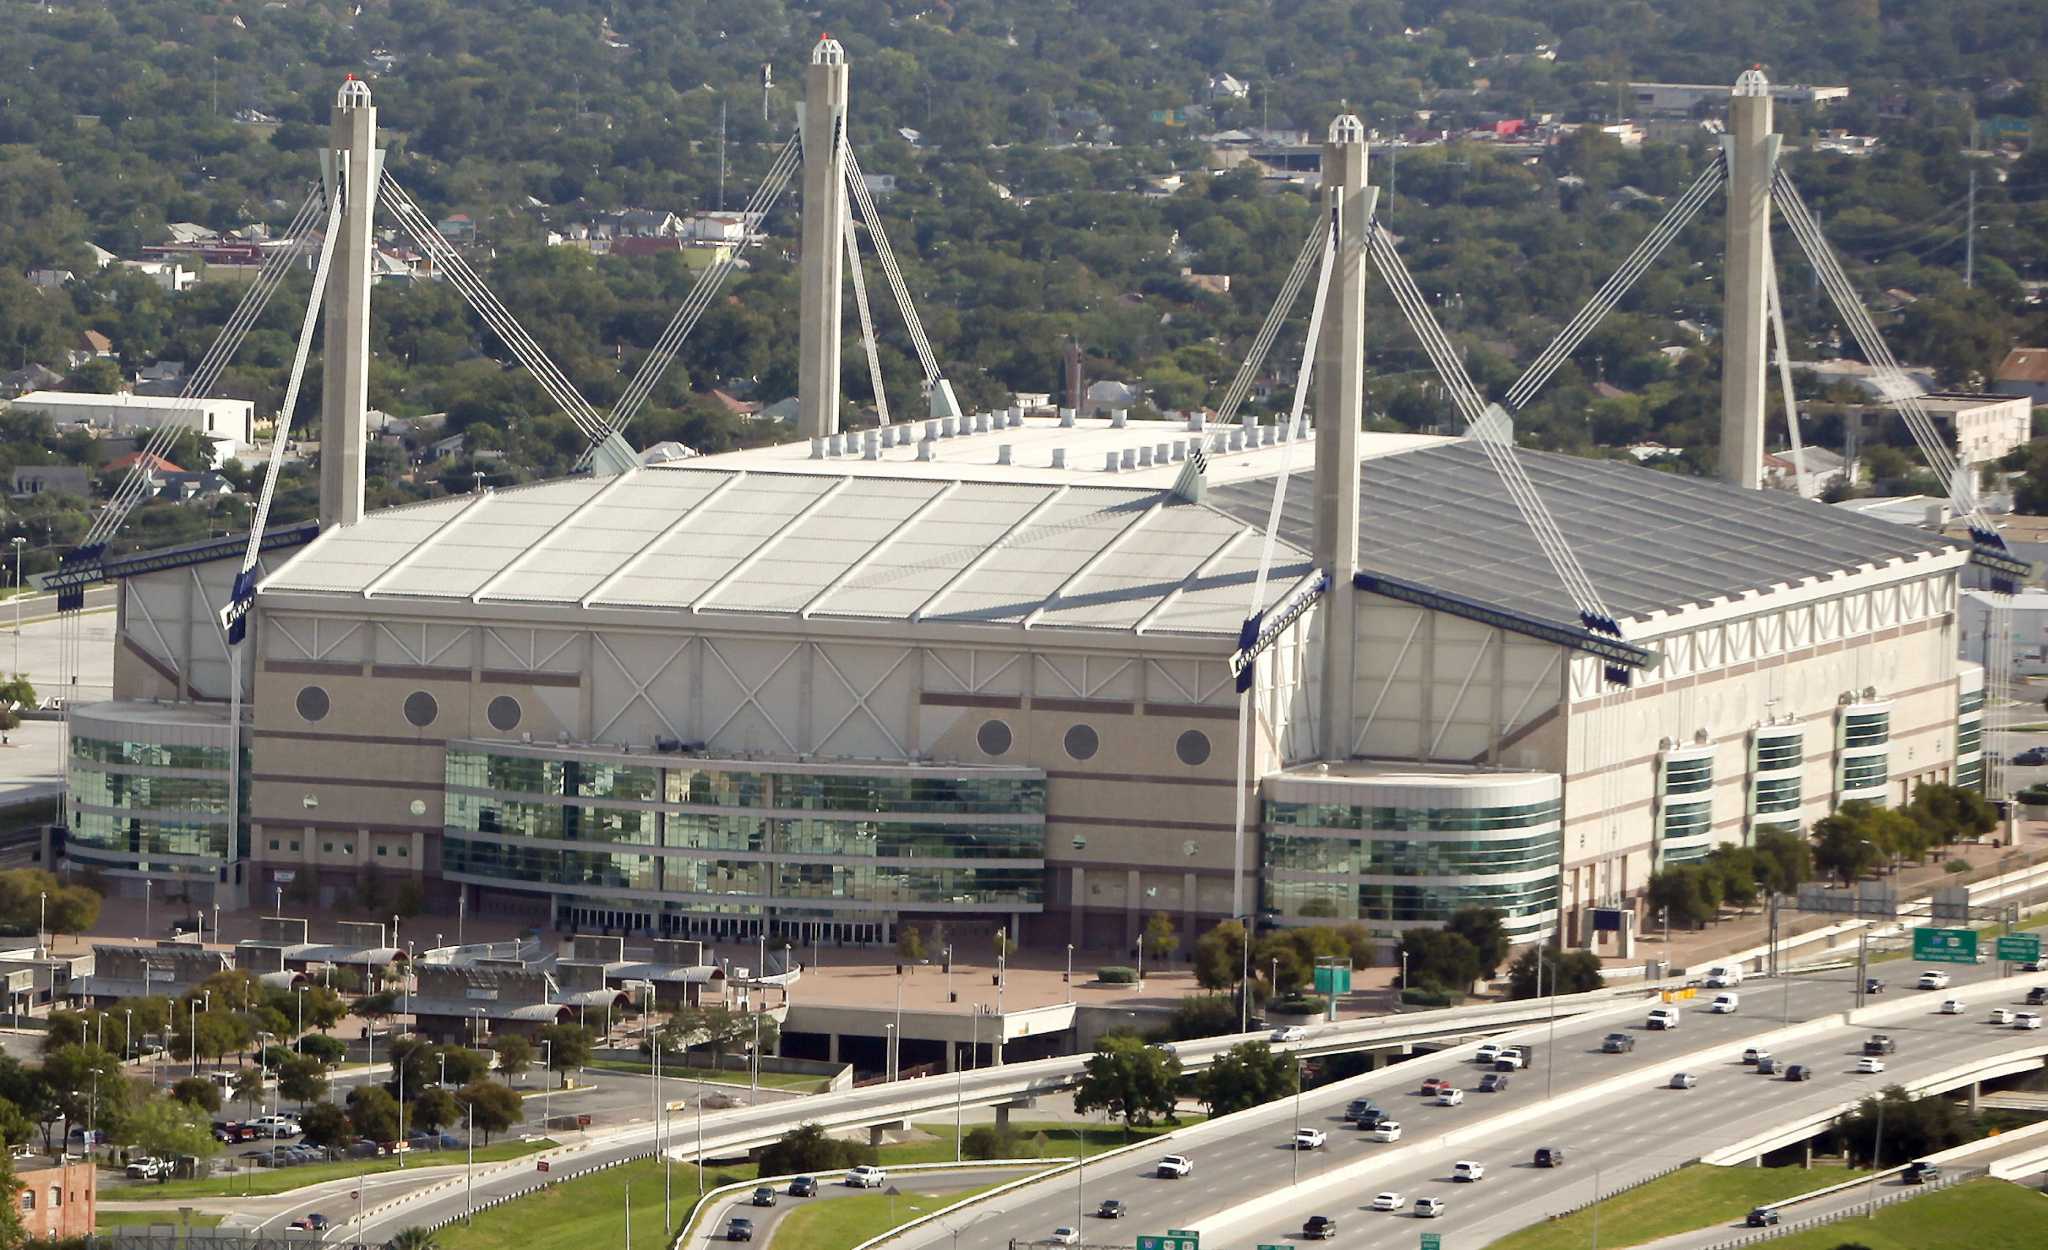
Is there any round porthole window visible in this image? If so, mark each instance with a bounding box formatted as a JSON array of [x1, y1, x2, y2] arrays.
[[1176, 729, 1212, 767], [976, 719, 1013, 757], [1063, 724, 1099, 761], [487, 695, 522, 733], [409, 799, 427, 817], [295, 685, 329, 723], [403, 690, 439, 729]]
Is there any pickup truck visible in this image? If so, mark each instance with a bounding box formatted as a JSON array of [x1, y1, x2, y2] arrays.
[[1863, 1034, 1897, 1055]]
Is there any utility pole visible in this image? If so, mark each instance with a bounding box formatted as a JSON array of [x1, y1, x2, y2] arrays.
[[1965, 167, 1977, 289], [718, 98, 727, 213]]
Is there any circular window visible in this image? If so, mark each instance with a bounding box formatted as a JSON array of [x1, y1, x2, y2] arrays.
[[1063, 724, 1099, 761], [409, 799, 428, 816], [1176, 729, 1212, 767], [295, 685, 329, 723], [403, 690, 439, 729], [487, 695, 522, 733], [976, 719, 1013, 757]]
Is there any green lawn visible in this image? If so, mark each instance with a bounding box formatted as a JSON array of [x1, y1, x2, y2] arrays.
[[1761, 1178, 2048, 1250], [136, 1139, 554, 1200], [1482, 1163, 1866, 1250], [767, 1183, 1006, 1250], [585, 1058, 830, 1093], [436, 1156, 694, 1250], [96, 1211, 225, 1232]]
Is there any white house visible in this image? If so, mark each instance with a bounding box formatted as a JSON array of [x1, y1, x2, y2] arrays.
[[6, 390, 254, 452]]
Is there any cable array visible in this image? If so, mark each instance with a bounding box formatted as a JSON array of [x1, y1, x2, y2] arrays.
[[1369, 222, 1617, 634], [1764, 237, 1811, 499], [598, 132, 804, 440], [1213, 219, 1331, 428], [1248, 222, 1336, 617], [1505, 156, 1727, 411], [844, 146, 940, 387], [81, 184, 329, 550], [239, 207, 342, 580], [844, 208, 891, 425], [381, 175, 609, 442]]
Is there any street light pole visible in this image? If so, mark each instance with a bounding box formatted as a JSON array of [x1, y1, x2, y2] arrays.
[[1064, 944, 1073, 1004], [465, 1102, 474, 1225], [10, 536, 23, 677], [1239, 919, 1251, 1033], [542, 1039, 552, 1128]]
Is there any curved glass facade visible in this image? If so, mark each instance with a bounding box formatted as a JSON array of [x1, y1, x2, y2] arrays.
[[441, 745, 1046, 920], [1657, 750, 1716, 865], [1956, 670, 1985, 793], [1837, 703, 1892, 801], [66, 708, 245, 877], [1261, 772, 1561, 938]]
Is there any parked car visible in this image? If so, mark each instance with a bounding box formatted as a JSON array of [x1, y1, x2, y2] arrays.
[[1478, 1073, 1510, 1093], [1414, 1197, 1446, 1218], [1156, 1155, 1193, 1179], [1602, 1033, 1636, 1053], [1534, 1146, 1566, 1168], [1095, 1200, 1125, 1219], [124, 1158, 166, 1180], [2014, 746, 2048, 766], [789, 1176, 817, 1197], [1301, 1216, 1337, 1240], [1670, 1072, 1699, 1090], [749, 1187, 776, 1208], [724, 1217, 754, 1242], [844, 1166, 887, 1188], [1452, 1160, 1485, 1182], [1746, 1208, 1780, 1227]]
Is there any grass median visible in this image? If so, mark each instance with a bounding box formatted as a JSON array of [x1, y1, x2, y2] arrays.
[[1759, 1177, 2047, 1249], [585, 1058, 831, 1093], [767, 1182, 1008, 1250], [135, 1139, 555, 1200], [1481, 1162, 1865, 1250], [96, 1211, 225, 1233]]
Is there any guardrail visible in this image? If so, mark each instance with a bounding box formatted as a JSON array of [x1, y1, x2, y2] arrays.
[[1695, 1166, 1980, 1249], [667, 1159, 1069, 1250]]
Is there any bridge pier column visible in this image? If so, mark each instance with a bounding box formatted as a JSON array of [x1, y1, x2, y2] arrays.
[[827, 1033, 840, 1063], [994, 1104, 1011, 1133], [1801, 1140, 1813, 1169], [868, 1119, 906, 1147], [1970, 1080, 1981, 1113]]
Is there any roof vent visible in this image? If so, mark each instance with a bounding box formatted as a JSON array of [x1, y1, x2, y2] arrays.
[[1170, 441, 1186, 462], [1261, 423, 1277, 447], [941, 416, 957, 438], [1111, 409, 1128, 429], [1051, 448, 1067, 469], [975, 412, 991, 434], [997, 444, 1012, 465], [1009, 408, 1025, 428], [827, 433, 844, 456], [1227, 429, 1244, 451], [1693, 728, 1709, 745], [1120, 447, 1136, 470], [1138, 445, 1154, 467], [924, 419, 938, 441], [1189, 412, 1206, 432], [1156, 442, 1170, 463], [1058, 408, 1076, 428], [864, 432, 880, 461], [1212, 431, 1229, 453], [917, 439, 935, 462], [1659, 736, 1676, 751], [1105, 451, 1121, 472], [1863, 685, 1878, 701], [809, 437, 825, 460]]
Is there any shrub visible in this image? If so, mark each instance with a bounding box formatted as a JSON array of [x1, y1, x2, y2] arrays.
[[1268, 994, 1328, 1015], [1400, 986, 1461, 1008], [962, 1125, 1022, 1159], [1097, 966, 1139, 985], [1945, 858, 1972, 874]]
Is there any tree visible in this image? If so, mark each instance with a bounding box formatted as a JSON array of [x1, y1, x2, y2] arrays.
[[1194, 1040, 1298, 1117], [299, 1101, 351, 1148], [410, 1087, 460, 1135], [493, 1035, 533, 1084], [39, 1011, 88, 1054], [1904, 782, 1997, 849], [347, 1085, 402, 1143], [356, 990, 400, 1023], [41, 1044, 127, 1135], [1193, 919, 1249, 991], [171, 1076, 223, 1114], [895, 924, 925, 966], [1399, 928, 1482, 993], [455, 1080, 522, 1144], [1754, 830, 1815, 893], [537, 1024, 593, 1088], [1143, 911, 1178, 965], [757, 1122, 876, 1175], [279, 1056, 329, 1109], [1645, 865, 1722, 929], [441, 1047, 492, 1087], [125, 1098, 221, 1163], [388, 1228, 442, 1250], [1506, 945, 1606, 999], [1445, 908, 1510, 980], [232, 1067, 267, 1117], [296, 1033, 347, 1066], [1704, 845, 1762, 910], [300, 986, 349, 1032], [1834, 1086, 1973, 1166], [1167, 994, 1241, 1040], [961, 1124, 1023, 1160], [42, 883, 100, 943], [0, 1096, 32, 1149], [1072, 1035, 1181, 1129], [1813, 805, 1886, 884]]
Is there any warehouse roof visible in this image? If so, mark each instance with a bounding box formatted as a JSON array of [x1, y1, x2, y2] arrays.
[[260, 466, 1314, 638], [1211, 440, 1963, 629]]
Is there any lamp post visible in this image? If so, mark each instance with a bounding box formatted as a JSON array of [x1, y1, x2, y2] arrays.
[[295, 986, 305, 1043], [750, 1010, 762, 1105], [10, 536, 24, 677], [542, 1039, 553, 1128], [1064, 944, 1073, 1004], [954, 1006, 981, 1163], [1239, 918, 1252, 1033], [884, 1023, 896, 1085], [123, 1009, 132, 1062], [1290, 1051, 1304, 1185], [1398, 950, 1409, 1012], [144, 880, 152, 945], [465, 1101, 474, 1225], [37, 891, 45, 953]]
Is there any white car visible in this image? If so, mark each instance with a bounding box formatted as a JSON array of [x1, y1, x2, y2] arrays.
[[1856, 1056, 1886, 1074], [1272, 1025, 1308, 1043], [1709, 994, 1740, 1014], [1918, 971, 1951, 990], [1742, 1047, 1771, 1065], [1294, 1128, 1327, 1150], [844, 1166, 887, 1188], [1647, 1007, 1681, 1030], [249, 1115, 300, 1138], [1452, 1160, 1485, 1182], [1494, 1049, 1526, 1069], [1371, 1120, 1403, 1143], [1437, 1087, 1465, 1106], [1670, 1071, 1699, 1089], [1156, 1154, 1193, 1178], [1415, 1197, 1446, 1218], [1474, 1043, 1502, 1064], [1990, 1008, 2016, 1026], [2017, 1012, 2044, 1030], [1371, 1192, 1404, 1211], [1940, 998, 1966, 1015], [1049, 1229, 1080, 1246]]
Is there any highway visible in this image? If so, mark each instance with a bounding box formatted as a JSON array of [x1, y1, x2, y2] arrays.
[[896, 959, 2048, 1250]]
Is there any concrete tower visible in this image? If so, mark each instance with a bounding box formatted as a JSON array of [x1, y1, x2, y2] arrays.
[[320, 77, 380, 529], [1719, 68, 1777, 490], [1313, 115, 1376, 758], [797, 36, 850, 441]]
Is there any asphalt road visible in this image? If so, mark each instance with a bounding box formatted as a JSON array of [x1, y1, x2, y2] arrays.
[[901, 958, 2048, 1250], [689, 1168, 1038, 1249]]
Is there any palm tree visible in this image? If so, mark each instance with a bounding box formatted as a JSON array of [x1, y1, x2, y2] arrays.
[[386, 1228, 440, 1250]]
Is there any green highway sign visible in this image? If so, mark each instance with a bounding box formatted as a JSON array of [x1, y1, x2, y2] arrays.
[[1913, 927, 1978, 964], [1996, 933, 2041, 963], [1421, 1235, 1443, 1250], [1314, 965, 1353, 995], [1138, 1237, 1198, 1250]]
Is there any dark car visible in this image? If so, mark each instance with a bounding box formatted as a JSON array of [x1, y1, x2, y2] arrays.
[[1420, 1077, 1451, 1096], [288, 1215, 329, 1232], [750, 1187, 777, 1208], [1344, 1099, 1379, 1122], [1096, 1199, 1126, 1219], [789, 1176, 817, 1197], [1903, 1162, 1941, 1185], [1354, 1110, 1390, 1130], [1746, 1208, 1780, 1227], [2014, 746, 2048, 766], [2026, 987, 2047, 1006], [1863, 1035, 1897, 1056], [1478, 1073, 1511, 1093], [1784, 1064, 1813, 1082], [1535, 1146, 1566, 1169], [1864, 978, 1885, 995], [1756, 1056, 1779, 1075], [1302, 1216, 1338, 1240], [725, 1217, 755, 1242], [1602, 1033, 1635, 1053]]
